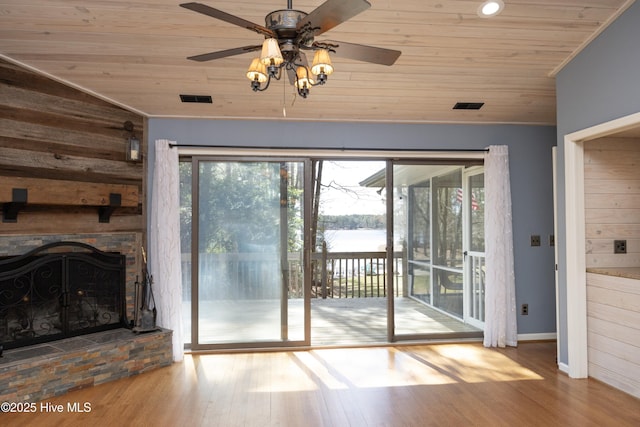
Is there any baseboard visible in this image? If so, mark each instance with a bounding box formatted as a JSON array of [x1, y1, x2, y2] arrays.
[[517, 332, 557, 341], [558, 362, 570, 374]]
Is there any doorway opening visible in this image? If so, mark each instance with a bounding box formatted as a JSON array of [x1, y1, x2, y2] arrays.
[[563, 111, 640, 378]]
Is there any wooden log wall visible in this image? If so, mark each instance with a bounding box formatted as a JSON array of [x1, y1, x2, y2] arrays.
[[0, 58, 145, 234], [584, 137, 640, 268]]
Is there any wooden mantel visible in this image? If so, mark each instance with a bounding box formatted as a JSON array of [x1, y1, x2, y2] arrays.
[[1, 177, 139, 223]]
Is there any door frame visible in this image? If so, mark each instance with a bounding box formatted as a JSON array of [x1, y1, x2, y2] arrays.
[[462, 166, 485, 329], [563, 111, 640, 378], [188, 156, 311, 351], [388, 162, 486, 341], [178, 148, 486, 349]]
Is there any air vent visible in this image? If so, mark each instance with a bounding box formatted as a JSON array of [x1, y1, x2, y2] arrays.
[[453, 102, 484, 110], [180, 94, 213, 103]]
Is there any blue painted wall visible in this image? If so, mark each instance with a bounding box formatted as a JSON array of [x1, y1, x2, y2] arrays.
[[148, 118, 557, 336], [556, 2, 640, 364]]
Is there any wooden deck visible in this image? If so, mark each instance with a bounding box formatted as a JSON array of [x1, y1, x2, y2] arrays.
[[311, 297, 481, 345], [185, 297, 481, 347]]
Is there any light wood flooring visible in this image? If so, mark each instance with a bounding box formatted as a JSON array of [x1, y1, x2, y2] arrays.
[[4, 342, 640, 426]]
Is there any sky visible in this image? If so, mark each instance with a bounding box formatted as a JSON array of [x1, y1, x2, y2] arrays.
[[319, 160, 386, 216]]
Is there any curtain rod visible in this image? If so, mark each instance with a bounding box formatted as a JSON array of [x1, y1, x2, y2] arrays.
[[168, 143, 489, 152]]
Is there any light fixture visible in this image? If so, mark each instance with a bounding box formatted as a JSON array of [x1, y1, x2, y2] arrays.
[[478, 0, 504, 18], [294, 66, 315, 98], [311, 49, 334, 84], [127, 137, 141, 162], [182, 2, 402, 100], [246, 38, 334, 98], [123, 121, 141, 162], [246, 58, 267, 91], [260, 38, 284, 69]]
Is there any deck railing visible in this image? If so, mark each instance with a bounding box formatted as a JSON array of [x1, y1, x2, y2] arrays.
[[181, 251, 404, 300], [311, 251, 404, 299]]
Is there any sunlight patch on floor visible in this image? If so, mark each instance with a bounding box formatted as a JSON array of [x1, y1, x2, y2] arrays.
[[289, 344, 543, 390], [301, 347, 457, 389], [407, 344, 544, 383], [190, 343, 544, 395]]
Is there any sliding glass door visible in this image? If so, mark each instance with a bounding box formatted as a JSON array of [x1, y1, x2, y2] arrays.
[[391, 163, 484, 339], [184, 158, 308, 349], [179, 154, 484, 349]]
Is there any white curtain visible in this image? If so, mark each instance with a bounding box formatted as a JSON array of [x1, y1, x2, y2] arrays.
[[149, 139, 184, 362], [483, 145, 518, 348]]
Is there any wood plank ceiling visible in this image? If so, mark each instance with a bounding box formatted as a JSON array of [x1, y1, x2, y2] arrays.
[[0, 0, 633, 124]]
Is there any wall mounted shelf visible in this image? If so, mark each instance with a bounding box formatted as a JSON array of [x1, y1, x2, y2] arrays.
[[1, 177, 139, 223]]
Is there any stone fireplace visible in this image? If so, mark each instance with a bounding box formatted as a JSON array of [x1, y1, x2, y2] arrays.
[[0, 233, 141, 323], [0, 241, 127, 350], [0, 233, 173, 403]]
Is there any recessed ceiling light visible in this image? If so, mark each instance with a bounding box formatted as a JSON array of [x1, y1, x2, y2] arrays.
[[478, 0, 504, 18]]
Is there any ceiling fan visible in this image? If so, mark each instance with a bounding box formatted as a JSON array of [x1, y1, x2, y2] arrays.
[[180, 0, 401, 98]]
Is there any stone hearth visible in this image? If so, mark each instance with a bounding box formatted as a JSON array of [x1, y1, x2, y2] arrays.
[[0, 328, 172, 402]]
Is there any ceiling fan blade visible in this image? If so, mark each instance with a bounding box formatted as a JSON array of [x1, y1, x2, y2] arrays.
[[287, 66, 297, 86], [321, 41, 401, 66], [187, 45, 262, 62], [180, 2, 275, 37], [297, 0, 371, 37], [298, 51, 310, 67]]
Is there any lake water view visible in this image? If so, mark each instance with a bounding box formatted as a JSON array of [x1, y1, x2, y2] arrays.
[[324, 229, 386, 252]]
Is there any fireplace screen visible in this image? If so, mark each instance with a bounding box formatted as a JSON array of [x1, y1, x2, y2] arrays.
[[0, 242, 127, 350]]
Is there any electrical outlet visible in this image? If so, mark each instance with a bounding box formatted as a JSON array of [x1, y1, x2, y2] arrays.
[[530, 235, 541, 247], [521, 304, 529, 315], [614, 240, 627, 254]]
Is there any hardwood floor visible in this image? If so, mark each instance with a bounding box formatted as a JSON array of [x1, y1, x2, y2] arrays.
[[3, 342, 639, 426]]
